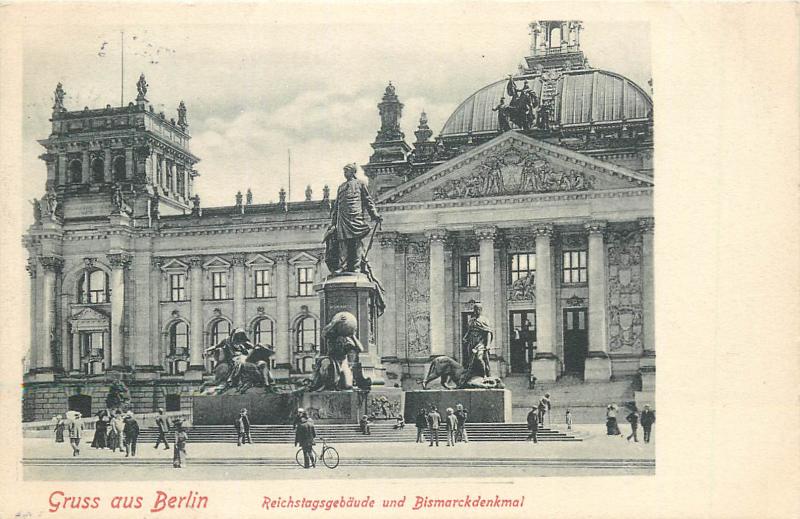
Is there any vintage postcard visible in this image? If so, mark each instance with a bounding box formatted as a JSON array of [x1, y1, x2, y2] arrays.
[[0, 2, 797, 518]]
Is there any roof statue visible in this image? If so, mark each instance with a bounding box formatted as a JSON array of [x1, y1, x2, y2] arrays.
[[52, 82, 66, 112], [305, 185, 313, 201], [246, 188, 253, 205], [136, 73, 148, 100], [177, 101, 188, 130]]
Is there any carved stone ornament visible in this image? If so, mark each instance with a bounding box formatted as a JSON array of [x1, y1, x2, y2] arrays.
[[638, 217, 655, 234], [378, 231, 400, 248], [171, 310, 180, 318], [231, 253, 246, 266], [26, 257, 37, 278], [83, 257, 97, 269], [566, 294, 585, 307], [585, 220, 607, 235], [607, 230, 644, 353], [426, 229, 448, 243], [405, 240, 431, 357], [106, 253, 132, 269], [507, 274, 535, 302], [151, 256, 165, 269], [38, 256, 64, 273], [533, 224, 554, 239], [257, 306, 265, 315], [474, 226, 498, 242], [213, 308, 222, 317]]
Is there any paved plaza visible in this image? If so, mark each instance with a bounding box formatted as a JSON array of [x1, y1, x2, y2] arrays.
[[22, 425, 654, 480]]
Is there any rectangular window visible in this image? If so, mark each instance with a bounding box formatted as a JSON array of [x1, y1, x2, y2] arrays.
[[156, 155, 163, 186], [165, 161, 174, 191], [460, 255, 480, 287], [176, 167, 185, 196], [254, 269, 271, 298], [211, 271, 228, 300], [297, 267, 313, 296], [169, 273, 186, 302], [562, 250, 588, 284], [508, 252, 536, 283]]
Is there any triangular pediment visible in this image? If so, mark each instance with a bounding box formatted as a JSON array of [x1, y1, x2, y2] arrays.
[[161, 258, 189, 271], [246, 254, 275, 268], [377, 131, 653, 204], [203, 256, 231, 269], [289, 251, 319, 265], [71, 306, 110, 323]]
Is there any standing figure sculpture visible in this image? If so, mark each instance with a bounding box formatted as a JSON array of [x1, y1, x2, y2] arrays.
[[462, 303, 494, 378], [323, 163, 382, 274]]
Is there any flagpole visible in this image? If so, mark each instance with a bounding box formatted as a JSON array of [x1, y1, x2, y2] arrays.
[[120, 31, 124, 106], [288, 149, 292, 202]]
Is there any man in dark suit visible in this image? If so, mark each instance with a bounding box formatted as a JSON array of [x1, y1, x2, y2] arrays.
[[640, 405, 656, 443], [235, 408, 252, 446], [123, 412, 140, 457], [426, 406, 442, 447], [154, 408, 170, 450], [526, 405, 539, 443], [294, 412, 316, 468]]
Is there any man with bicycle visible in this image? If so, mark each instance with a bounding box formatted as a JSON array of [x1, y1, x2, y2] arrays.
[[294, 411, 316, 469]]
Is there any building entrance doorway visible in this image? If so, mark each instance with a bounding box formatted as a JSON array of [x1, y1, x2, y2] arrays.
[[509, 310, 536, 373], [68, 394, 92, 418], [563, 308, 588, 375]]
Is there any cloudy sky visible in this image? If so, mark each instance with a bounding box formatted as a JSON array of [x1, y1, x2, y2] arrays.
[[21, 8, 650, 208]]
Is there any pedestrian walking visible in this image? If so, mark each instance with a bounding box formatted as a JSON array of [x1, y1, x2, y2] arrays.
[[526, 405, 539, 443], [123, 412, 140, 457], [415, 408, 427, 443], [67, 412, 83, 456], [235, 408, 252, 446], [53, 415, 65, 443], [154, 408, 171, 450], [537, 398, 547, 428], [292, 408, 305, 430], [455, 404, 469, 443], [640, 405, 656, 443], [427, 406, 442, 447], [91, 410, 109, 449], [565, 408, 573, 431], [626, 407, 640, 442], [606, 404, 622, 436], [109, 410, 125, 453], [294, 412, 316, 469], [172, 418, 188, 468], [542, 393, 552, 425], [445, 408, 458, 446]]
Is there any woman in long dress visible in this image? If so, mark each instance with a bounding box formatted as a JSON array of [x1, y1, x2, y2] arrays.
[[53, 415, 65, 443], [91, 410, 109, 449], [172, 419, 188, 468], [606, 404, 622, 436]]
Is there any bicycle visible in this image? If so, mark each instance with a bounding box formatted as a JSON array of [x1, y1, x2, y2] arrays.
[[295, 437, 339, 469]]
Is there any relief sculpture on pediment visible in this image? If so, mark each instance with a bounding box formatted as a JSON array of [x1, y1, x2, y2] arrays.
[[432, 145, 595, 200]]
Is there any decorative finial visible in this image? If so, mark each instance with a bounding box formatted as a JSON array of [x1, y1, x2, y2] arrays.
[[384, 81, 396, 97], [419, 111, 428, 126], [235, 190, 243, 206], [322, 184, 330, 201], [136, 73, 148, 100], [52, 82, 66, 112], [177, 101, 188, 130], [191, 194, 201, 216], [246, 188, 253, 205], [278, 187, 286, 204], [305, 185, 312, 201]]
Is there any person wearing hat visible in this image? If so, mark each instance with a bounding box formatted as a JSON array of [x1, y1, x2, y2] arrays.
[[445, 408, 458, 447], [526, 405, 539, 443], [67, 412, 83, 456], [53, 415, 65, 444], [292, 408, 305, 430], [109, 410, 125, 453], [123, 411, 140, 457], [235, 408, 252, 446], [640, 405, 656, 443], [294, 411, 316, 469], [172, 418, 188, 468], [455, 404, 469, 443], [154, 408, 170, 450], [426, 406, 442, 447], [625, 406, 640, 442], [414, 408, 427, 443]]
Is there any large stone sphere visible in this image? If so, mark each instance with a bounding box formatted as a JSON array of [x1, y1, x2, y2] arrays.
[[325, 311, 358, 337]]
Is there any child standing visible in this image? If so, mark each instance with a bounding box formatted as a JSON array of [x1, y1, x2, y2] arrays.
[[565, 409, 573, 430]]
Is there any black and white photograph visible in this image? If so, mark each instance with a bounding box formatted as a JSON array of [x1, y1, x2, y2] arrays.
[[0, 2, 797, 518]]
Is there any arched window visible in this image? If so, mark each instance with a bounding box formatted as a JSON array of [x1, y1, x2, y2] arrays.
[[113, 156, 126, 181], [253, 318, 274, 346], [210, 319, 230, 347], [79, 269, 109, 304], [169, 321, 189, 355], [550, 26, 562, 47], [69, 159, 82, 183], [295, 316, 318, 353], [91, 158, 104, 183]]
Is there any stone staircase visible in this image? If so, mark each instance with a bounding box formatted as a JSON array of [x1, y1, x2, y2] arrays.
[[138, 422, 580, 444], [504, 374, 638, 424]]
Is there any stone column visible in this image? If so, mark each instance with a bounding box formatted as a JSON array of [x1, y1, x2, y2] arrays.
[[378, 232, 399, 360], [57, 153, 67, 186], [532, 226, 557, 381], [638, 218, 656, 399], [394, 236, 408, 357], [125, 148, 134, 180], [107, 253, 131, 370], [150, 257, 164, 368], [26, 258, 38, 371], [427, 230, 448, 358], [475, 226, 498, 355], [71, 327, 81, 373], [232, 253, 246, 329], [81, 150, 90, 183], [131, 250, 155, 372], [585, 220, 611, 381], [103, 148, 112, 182], [275, 252, 290, 367], [188, 256, 205, 374], [38, 256, 63, 372]]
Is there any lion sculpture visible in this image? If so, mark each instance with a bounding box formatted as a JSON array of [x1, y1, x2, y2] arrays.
[[421, 356, 504, 390]]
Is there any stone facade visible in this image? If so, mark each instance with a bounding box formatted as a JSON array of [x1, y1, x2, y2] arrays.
[[22, 23, 654, 421]]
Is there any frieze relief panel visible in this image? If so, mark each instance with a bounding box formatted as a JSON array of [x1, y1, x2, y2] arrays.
[[432, 144, 595, 200], [404, 240, 430, 357], [606, 230, 644, 353], [507, 274, 535, 302]]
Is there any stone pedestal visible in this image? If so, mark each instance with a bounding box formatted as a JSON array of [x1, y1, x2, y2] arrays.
[[635, 354, 655, 408], [531, 355, 558, 383], [193, 392, 299, 425], [303, 387, 404, 424], [316, 273, 385, 386], [584, 354, 612, 382], [404, 389, 512, 423]]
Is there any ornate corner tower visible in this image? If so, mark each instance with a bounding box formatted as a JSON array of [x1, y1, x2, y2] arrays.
[[36, 75, 200, 225], [362, 82, 411, 196]]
